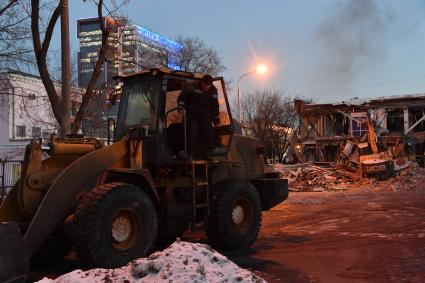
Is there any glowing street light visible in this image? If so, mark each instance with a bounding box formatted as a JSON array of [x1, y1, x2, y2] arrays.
[[256, 64, 267, 75], [237, 64, 268, 124]]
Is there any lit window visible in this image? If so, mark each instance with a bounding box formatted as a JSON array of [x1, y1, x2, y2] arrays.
[[79, 36, 101, 42], [81, 41, 101, 47], [79, 30, 102, 37], [87, 52, 98, 57]]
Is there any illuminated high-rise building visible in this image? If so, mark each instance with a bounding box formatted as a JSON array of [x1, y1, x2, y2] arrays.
[[77, 17, 182, 89], [120, 25, 182, 74]]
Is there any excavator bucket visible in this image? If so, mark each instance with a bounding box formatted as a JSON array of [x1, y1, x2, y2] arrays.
[[0, 222, 28, 283]]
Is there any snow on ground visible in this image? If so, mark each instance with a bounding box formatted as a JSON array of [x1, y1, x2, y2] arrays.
[[37, 240, 266, 283]]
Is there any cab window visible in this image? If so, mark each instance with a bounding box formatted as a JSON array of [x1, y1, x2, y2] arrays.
[[115, 79, 160, 140], [212, 78, 232, 155]]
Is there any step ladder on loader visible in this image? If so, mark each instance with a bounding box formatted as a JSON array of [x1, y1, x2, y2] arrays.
[[190, 161, 209, 225]]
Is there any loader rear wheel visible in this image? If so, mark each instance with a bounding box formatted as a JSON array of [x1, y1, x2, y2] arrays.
[[72, 182, 157, 268], [207, 179, 262, 250]]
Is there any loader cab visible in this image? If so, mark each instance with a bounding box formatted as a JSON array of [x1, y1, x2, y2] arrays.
[[115, 68, 234, 166]]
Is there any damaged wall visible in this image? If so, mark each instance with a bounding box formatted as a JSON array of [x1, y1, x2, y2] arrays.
[[295, 94, 425, 162]]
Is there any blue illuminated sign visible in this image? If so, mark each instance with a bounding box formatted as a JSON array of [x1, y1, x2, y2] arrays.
[[168, 62, 182, 70], [136, 26, 183, 53]]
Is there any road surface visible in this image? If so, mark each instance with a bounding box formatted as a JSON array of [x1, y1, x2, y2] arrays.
[[29, 186, 425, 282], [227, 187, 425, 282]]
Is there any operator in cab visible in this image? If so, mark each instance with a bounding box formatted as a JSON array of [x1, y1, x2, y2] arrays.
[[178, 74, 220, 160]]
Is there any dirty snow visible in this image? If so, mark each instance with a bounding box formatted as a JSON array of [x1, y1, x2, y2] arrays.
[[36, 240, 265, 283]]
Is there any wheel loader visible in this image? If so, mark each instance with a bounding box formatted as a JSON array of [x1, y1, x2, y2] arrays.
[[0, 67, 288, 282]]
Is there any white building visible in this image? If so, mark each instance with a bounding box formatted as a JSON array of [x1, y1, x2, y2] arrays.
[[0, 70, 82, 160]]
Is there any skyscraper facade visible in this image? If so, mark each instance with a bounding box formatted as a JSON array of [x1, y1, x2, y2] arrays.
[[77, 17, 182, 89], [77, 17, 182, 138], [120, 25, 182, 75]]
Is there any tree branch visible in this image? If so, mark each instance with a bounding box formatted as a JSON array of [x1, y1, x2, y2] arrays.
[[30, 0, 41, 54], [31, 0, 60, 122], [0, 0, 18, 17], [72, 0, 109, 133], [41, 2, 61, 58]]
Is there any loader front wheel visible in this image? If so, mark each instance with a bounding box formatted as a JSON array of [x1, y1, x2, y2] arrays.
[[207, 179, 262, 250], [72, 183, 157, 268]]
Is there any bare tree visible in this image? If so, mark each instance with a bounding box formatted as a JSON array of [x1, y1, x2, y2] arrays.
[[0, 0, 34, 70], [48, 50, 79, 86], [242, 89, 300, 163], [30, 0, 128, 135], [173, 36, 226, 76]]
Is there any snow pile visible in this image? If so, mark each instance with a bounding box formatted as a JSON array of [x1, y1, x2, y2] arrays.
[[37, 240, 265, 283]]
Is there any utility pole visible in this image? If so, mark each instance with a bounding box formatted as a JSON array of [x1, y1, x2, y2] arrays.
[[60, 0, 71, 135]]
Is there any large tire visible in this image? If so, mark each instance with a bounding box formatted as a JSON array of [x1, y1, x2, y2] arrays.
[[207, 179, 262, 250], [71, 182, 157, 268]]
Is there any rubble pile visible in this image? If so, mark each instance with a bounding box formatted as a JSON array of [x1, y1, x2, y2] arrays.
[[272, 163, 356, 192], [378, 164, 425, 192], [37, 240, 265, 283], [271, 162, 425, 192]]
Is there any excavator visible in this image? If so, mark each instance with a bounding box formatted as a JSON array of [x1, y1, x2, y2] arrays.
[[0, 67, 288, 282]]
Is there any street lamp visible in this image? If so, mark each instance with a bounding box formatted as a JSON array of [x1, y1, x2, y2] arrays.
[[237, 64, 267, 124]]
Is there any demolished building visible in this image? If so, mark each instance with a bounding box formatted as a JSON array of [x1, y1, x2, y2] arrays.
[[294, 94, 425, 164]]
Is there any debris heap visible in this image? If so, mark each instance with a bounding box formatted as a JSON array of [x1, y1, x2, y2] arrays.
[[37, 240, 265, 283], [271, 162, 425, 192]]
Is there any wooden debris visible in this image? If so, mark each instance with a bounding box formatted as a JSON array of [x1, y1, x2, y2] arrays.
[[270, 162, 424, 192]]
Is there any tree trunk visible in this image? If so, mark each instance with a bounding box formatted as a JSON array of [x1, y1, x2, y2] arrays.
[[71, 0, 108, 134], [60, 0, 71, 135], [31, 0, 110, 136]]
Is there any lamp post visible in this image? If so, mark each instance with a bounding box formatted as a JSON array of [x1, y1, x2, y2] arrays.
[[237, 64, 267, 124], [237, 71, 255, 124]]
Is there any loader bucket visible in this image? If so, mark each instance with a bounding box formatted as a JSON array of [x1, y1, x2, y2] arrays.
[[0, 222, 28, 283]]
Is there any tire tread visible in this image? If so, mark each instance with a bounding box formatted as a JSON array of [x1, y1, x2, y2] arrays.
[[71, 182, 157, 267]]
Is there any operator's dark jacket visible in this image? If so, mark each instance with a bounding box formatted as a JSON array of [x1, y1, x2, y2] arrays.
[[177, 81, 220, 158], [177, 82, 220, 123]]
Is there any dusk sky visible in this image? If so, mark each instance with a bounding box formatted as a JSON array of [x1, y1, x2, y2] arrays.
[[59, 0, 425, 103]]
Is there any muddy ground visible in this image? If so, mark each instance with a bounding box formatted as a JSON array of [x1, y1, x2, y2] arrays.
[[228, 187, 425, 283], [30, 185, 425, 282]]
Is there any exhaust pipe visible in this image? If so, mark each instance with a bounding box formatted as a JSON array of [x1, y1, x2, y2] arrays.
[[0, 222, 29, 282]]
